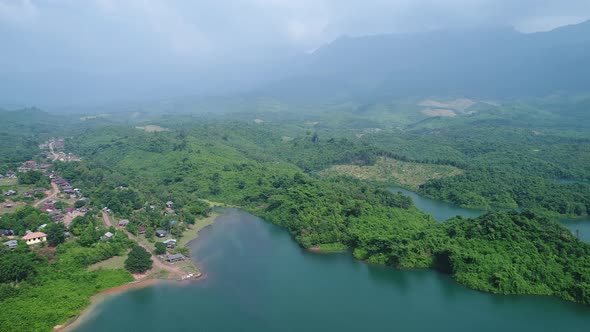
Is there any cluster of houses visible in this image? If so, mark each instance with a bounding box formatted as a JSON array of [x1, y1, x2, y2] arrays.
[[51, 138, 65, 150], [17, 160, 51, 173], [46, 138, 80, 162], [0, 139, 89, 250], [3, 187, 45, 198], [51, 175, 81, 196], [0, 170, 16, 180], [40, 200, 89, 223], [23, 187, 47, 198], [0, 171, 14, 178], [55, 152, 81, 163], [2, 229, 47, 249]]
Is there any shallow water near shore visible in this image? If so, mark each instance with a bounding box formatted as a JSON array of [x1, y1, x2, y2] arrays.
[[72, 209, 590, 332]]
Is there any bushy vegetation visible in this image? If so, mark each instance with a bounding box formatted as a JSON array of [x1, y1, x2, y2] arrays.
[[432, 211, 590, 304], [55, 119, 589, 306], [0, 208, 134, 332], [125, 246, 152, 273], [1, 96, 589, 332], [0, 206, 51, 235]]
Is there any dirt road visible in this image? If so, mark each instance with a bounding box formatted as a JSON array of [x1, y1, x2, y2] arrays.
[[126, 229, 184, 277], [49, 141, 59, 161], [101, 210, 113, 227], [101, 211, 185, 278], [34, 182, 60, 208]]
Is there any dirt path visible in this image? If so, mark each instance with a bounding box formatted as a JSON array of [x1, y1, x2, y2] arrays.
[[49, 141, 59, 161], [101, 211, 184, 278], [101, 210, 113, 227], [126, 230, 185, 277], [34, 182, 60, 208], [33, 141, 62, 208]]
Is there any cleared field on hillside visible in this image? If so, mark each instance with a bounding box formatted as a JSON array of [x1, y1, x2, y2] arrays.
[[321, 157, 463, 190], [136, 125, 169, 132]]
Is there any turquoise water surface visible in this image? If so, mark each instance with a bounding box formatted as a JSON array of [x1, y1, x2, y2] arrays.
[[73, 209, 590, 332]]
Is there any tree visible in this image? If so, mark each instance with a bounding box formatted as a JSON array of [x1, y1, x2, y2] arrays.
[[0, 252, 36, 283], [74, 200, 86, 208], [53, 201, 65, 210], [125, 246, 153, 273], [154, 242, 166, 255], [17, 170, 42, 185], [46, 223, 65, 247], [126, 223, 138, 236], [78, 223, 97, 247], [144, 227, 155, 240]]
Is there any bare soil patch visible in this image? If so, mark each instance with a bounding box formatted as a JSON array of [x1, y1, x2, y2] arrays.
[[421, 108, 457, 117], [418, 98, 476, 111], [321, 157, 463, 190], [136, 125, 169, 132]]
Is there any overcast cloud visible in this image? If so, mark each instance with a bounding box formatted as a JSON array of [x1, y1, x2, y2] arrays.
[[0, 0, 589, 106], [2, 1, 589, 69]]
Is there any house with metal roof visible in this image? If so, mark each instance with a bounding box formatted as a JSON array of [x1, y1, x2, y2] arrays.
[[165, 254, 185, 263], [4, 240, 18, 249]]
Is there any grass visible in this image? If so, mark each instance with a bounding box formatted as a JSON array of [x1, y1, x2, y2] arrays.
[[321, 157, 463, 190], [173, 260, 199, 275], [318, 242, 348, 252], [0, 178, 17, 186], [88, 254, 128, 271], [178, 212, 219, 247], [0, 200, 25, 214]]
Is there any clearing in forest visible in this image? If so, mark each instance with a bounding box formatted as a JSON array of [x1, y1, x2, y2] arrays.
[[321, 157, 463, 190], [136, 125, 169, 132]]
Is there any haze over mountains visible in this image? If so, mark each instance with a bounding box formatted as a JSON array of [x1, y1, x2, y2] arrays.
[[260, 20, 590, 101], [2, 19, 590, 108]]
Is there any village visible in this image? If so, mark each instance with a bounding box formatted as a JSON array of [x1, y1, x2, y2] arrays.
[[1, 138, 203, 282]]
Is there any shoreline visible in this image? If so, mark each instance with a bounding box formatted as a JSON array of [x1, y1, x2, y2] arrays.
[[55, 278, 163, 332], [55, 212, 221, 332]]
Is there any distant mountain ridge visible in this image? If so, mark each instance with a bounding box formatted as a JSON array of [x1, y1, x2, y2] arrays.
[[260, 20, 590, 101]]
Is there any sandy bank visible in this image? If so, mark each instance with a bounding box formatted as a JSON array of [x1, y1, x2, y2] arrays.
[[55, 212, 219, 331], [55, 278, 162, 332]]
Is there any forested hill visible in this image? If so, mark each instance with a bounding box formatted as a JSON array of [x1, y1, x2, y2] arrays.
[[54, 122, 590, 305], [0, 108, 65, 166], [260, 20, 590, 101]]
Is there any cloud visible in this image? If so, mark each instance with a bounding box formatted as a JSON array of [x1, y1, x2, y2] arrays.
[[0, 0, 39, 26], [93, 0, 210, 58], [1, 0, 590, 106], [4, 1, 589, 59]]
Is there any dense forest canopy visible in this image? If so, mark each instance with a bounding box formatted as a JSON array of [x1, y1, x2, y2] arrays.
[[1, 10, 590, 332], [44, 113, 589, 305], [0, 86, 589, 332]]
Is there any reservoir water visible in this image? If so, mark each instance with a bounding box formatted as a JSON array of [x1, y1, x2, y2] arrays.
[[387, 186, 486, 221], [73, 208, 590, 332], [387, 186, 590, 242]]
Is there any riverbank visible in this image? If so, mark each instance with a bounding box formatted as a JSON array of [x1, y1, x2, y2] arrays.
[[307, 242, 348, 253], [56, 212, 220, 332], [56, 278, 163, 332], [70, 209, 590, 332]]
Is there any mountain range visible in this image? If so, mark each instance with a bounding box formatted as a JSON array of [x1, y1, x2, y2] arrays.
[[258, 20, 590, 101]]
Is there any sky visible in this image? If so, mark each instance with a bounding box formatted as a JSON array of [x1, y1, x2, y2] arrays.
[[1, 0, 589, 106]]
